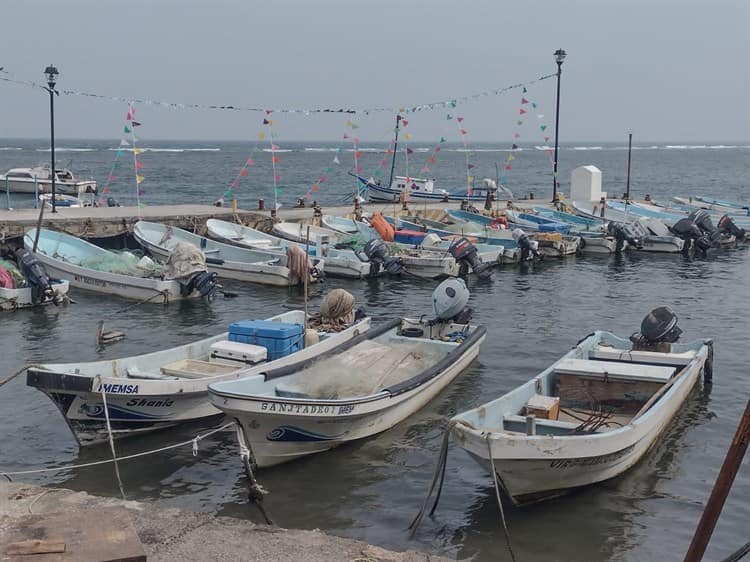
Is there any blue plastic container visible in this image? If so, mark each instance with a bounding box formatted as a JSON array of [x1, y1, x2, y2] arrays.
[[228, 320, 303, 360], [394, 229, 427, 245]]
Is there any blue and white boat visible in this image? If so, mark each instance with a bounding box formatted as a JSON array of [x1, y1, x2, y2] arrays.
[[355, 173, 497, 203], [25, 228, 213, 302], [451, 308, 712, 504], [28, 306, 372, 446]]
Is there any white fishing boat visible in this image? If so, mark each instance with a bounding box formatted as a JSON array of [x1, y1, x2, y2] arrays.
[[271, 222, 346, 246], [39, 183, 99, 209], [27, 295, 372, 446], [0, 165, 96, 194], [206, 219, 370, 279], [0, 248, 70, 311], [133, 221, 323, 287], [209, 279, 486, 467], [450, 307, 712, 505], [24, 228, 218, 301]]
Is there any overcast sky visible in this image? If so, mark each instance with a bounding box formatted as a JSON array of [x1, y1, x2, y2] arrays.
[[1, 0, 748, 142]]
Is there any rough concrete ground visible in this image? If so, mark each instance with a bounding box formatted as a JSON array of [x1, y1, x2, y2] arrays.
[[0, 482, 450, 562]]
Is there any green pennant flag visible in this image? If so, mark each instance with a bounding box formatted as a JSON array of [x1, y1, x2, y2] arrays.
[[517, 120, 523, 126], [540, 125, 547, 131], [450, 100, 457, 108], [274, 188, 280, 195], [123, 126, 131, 133], [351, 124, 359, 129], [446, 114, 453, 120], [374, 169, 382, 176], [324, 167, 333, 173], [113, 162, 121, 169], [523, 87, 527, 93]]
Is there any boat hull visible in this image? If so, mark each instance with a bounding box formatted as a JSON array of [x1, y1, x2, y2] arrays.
[[27, 317, 371, 446], [0, 178, 95, 194], [213, 326, 485, 467], [0, 280, 70, 310]]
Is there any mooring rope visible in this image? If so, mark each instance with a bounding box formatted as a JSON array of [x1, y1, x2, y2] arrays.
[[97, 375, 127, 500], [235, 422, 274, 526], [486, 435, 517, 562], [114, 289, 169, 313], [0, 364, 42, 389], [0, 422, 236, 478]]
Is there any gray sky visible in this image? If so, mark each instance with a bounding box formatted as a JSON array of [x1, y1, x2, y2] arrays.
[[1, 0, 748, 142]]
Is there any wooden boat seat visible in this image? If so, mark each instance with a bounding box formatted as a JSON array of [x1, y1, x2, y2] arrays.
[[160, 359, 238, 379], [590, 346, 696, 367], [125, 367, 178, 380], [504, 414, 581, 431], [554, 358, 675, 384]]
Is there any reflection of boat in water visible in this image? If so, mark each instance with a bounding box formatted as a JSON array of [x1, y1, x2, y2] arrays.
[[0, 165, 97, 194]]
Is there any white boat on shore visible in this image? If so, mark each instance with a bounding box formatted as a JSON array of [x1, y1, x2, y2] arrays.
[[206, 219, 371, 279], [27, 302, 372, 446], [271, 222, 345, 245], [0, 165, 96, 194], [134, 221, 324, 287], [209, 279, 485, 467], [450, 307, 712, 505], [24, 228, 217, 302]]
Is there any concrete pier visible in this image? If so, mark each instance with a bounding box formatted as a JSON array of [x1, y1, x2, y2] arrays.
[[0, 481, 446, 562]]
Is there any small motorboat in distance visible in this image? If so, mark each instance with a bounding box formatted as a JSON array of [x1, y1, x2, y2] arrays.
[[451, 306, 713, 505], [209, 278, 486, 468]]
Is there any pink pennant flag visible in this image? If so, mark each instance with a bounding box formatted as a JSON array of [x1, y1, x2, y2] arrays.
[[521, 97, 529, 104], [422, 166, 430, 172], [274, 173, 282, 182], [401, 119, 408, 126], [108, 174, 116, 182], [353, 137, 359, 144], [135, 161, 144, 170], [126, 112, 132, 120], [380, 159, 388, 166], [460, 129, 468, 135], [457, 117, 464, 123], [519, 109, 527, 115], [305, 192, 312, 200], [504, 165, 512, 171], [355, 166, 363, 173], [319, 175, 328, 183], [434, 147, 441, 153], [354, 151, 362, 158], [514, 133, 521, 139], [271, 144, 280, 151], [544, 136, 550, 142], [312, 184, 319, 192], [547, 149, 554, 156], [231, 179, 239, 188], [239, 168, 248, 177], [428, 156, 437, 164]]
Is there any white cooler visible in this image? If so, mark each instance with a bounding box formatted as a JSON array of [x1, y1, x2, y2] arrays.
[[209, 340, 268, 366]]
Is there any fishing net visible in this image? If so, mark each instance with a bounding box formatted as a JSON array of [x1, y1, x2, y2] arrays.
[[163, 242, 206, 281], [80, 251, 163, 278], [0, 259, 26, 288], [308, 288, 355, 331]]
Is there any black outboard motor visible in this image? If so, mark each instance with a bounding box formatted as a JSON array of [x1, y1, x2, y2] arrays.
[[607, 221, 642, 253], [670, 217, 712, 254], [14, 248, 58, 305], [448, 237, 493, 279], [180, 270, 219, 298], [360, 239, 404, 277], [687, 209, 725, 245], [106, 196, 121, 207], [629, 306, 683, 352], [718, 214, 746, 241], [512, 229, 541, 262]]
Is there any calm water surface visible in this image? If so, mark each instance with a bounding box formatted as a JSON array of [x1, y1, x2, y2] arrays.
[[0, 141, 748, 561]]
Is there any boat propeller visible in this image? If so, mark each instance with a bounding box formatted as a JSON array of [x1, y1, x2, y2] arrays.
[[447, 237, 493, 279]]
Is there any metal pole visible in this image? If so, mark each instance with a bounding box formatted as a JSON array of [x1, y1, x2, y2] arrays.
[[34, 176, 38, 208], [552, 55, 564, 203], [49, 87, 57, 213], [4, 177, 9, 210], [387, 114, 401, 190], [684, 398, 750, 562], [625, 133, 632, 201]]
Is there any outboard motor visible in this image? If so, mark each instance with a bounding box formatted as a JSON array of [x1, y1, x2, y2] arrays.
[[607, 221, 642, 253], [670, 217, 712, 254], [687, 209, 725, 245], [718, 214, 746, 241], [448, 237, 493, 279], [361, 239, 404, 277], [14, 248, 58, 305], [629, 306, 683, 352], [106, 196, 121, 207], [180, 270, 219, 298], [512, 228, 541, 262], [431, 278, 473, 324]]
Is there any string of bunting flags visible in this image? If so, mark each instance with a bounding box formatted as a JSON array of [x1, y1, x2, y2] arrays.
[[0, 67, 555, 115]]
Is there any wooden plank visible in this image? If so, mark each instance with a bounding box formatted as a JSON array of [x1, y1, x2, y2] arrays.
[[6, 540, 66, 555], [556, 373, 663, 414], [555, 358, 675, 383], [0, 507, 145, 562], [591, 345, 696, 366]]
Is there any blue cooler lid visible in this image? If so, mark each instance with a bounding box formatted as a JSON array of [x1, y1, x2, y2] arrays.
[[228, 320, 303, 338]]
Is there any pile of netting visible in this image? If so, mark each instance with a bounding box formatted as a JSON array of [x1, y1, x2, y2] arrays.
[[0, 258, 26, 288], [80, 250, 163, 278], [308, 288, 356, 332]]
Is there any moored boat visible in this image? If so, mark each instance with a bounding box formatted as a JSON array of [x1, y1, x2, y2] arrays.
[[0, 165, 97, 194], [0, 248, 70, 310], [27, 296, 371, 446], [24, 228, 218, 302], [134, 221, 323, 287], [208, 279, 485, 467], [450, 307, 712, 505]]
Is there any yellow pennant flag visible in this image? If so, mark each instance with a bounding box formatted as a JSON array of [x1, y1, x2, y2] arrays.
[[136, 175, 144, 184], [467, 176, 474, 183], [258, 132, 266, 140], [133, 148, 144, 154], [508, 154, 516, 161], [404, 133, 412, 140]]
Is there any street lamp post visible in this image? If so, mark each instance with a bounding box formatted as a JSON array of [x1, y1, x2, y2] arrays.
[[43, 65, 59, 213], [552, 49, 566, 203]]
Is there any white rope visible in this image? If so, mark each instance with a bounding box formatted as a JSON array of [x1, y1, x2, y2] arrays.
[[1, 422, 236, 477], [97, 375, 126, 499]]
